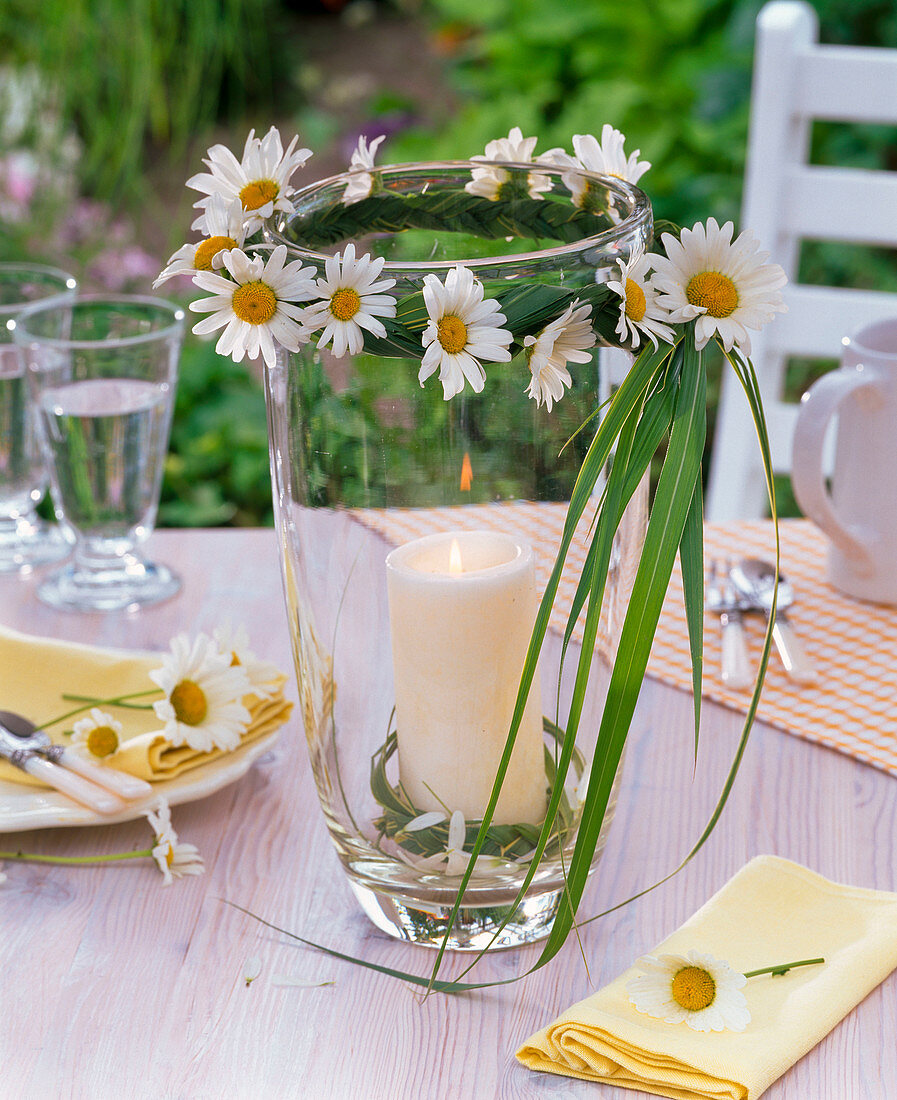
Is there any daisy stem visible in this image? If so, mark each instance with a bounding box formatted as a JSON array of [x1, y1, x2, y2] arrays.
[[43, 690, 159, 728], [0, 848, 154, 865], [743, 957, 825, 979]]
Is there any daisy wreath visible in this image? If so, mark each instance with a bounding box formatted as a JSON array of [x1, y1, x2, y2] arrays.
[[161, 125, 786, 992]]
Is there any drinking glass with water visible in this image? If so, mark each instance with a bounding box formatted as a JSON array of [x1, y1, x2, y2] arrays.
[[14, 295, 185, 611], [0, 264, 78, 572]]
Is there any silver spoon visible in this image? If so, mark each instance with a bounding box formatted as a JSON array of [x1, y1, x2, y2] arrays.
[[0, 710, 152, 801], [729, 559, 817, 685]]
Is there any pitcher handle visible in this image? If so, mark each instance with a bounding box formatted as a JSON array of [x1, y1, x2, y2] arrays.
[[791, 371, 880, 572]]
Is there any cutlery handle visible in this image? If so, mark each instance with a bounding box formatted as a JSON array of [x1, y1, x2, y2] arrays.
[[720, 612, 752, 689], [58, 748, 153, 801], [773, 615, 818, 685], [23, 755, 125, 815]]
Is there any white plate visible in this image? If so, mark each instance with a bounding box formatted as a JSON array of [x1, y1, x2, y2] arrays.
[[0, 730, 280, 832]]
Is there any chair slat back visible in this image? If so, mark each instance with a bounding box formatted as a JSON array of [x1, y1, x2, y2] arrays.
[[705, 0, 897, 520]]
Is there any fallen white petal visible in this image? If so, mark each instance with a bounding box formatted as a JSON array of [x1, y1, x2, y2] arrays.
[[243, 955, 262, 985], [270, 974, 335, 988]]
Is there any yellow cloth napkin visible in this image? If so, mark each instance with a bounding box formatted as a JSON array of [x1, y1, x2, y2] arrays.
[[517, 856, 897, 1099], [0, 625, 292, 786]]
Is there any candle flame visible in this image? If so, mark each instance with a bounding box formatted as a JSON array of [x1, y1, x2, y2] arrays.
[[460, 452, 473, 492], [448, 538, 464, 574]]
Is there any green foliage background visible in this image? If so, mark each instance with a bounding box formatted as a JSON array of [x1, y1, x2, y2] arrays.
[[395, 0, 897, 515], [0, 0, 289, 203], [5, 0, 897, 526]]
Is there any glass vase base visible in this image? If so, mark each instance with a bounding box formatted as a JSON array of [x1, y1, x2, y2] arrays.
[[0, 520, 70, 573], [37, 559, 181, 612], [348, 880, 563, 952]]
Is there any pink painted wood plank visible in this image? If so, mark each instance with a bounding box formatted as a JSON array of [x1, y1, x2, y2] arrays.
[[0, 529, 893, 1099]]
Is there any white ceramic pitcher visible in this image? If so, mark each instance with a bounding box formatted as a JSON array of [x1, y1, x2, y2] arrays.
[[792, 317, 897, 605]]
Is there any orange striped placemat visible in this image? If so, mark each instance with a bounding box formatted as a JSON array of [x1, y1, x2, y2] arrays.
[[354, 504, 897, 779], [656, 519, 897, 778]]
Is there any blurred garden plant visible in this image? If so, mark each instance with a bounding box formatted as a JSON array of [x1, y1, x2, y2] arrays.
[[0, 0, 288, 203]]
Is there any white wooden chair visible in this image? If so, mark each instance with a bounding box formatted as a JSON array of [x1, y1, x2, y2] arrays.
[[704, 0, 897, 520]]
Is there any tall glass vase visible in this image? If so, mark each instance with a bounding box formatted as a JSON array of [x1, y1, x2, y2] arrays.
[[264, 162, 652, 949]]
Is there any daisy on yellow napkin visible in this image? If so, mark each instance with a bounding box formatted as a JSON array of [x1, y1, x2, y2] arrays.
[[517, 856, 897, 1099], [0, 625, 292, 786]]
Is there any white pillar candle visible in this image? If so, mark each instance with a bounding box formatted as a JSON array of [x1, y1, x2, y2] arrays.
[[385, 530, 547, 826]]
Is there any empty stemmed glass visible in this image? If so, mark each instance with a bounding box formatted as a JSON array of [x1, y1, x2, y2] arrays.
[[0, 263, 78, 572], [14, 295, 185, 611]]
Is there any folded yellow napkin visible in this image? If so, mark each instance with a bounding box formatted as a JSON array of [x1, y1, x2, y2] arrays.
[[517, 855, 897, 1099], [0, 625, 292, 786]]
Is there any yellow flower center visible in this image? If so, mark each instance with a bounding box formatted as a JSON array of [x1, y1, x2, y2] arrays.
[[193, 236, 237, 271], [85, 725, 118, 758], [170, 679, 208, 726], [239, 178, 279, 212], [154, 831, 174, 866], [671, 966, 716, 1012], [685, 271, 739, 318], [330, 287, 362, 322], [624, 278, 647, 322], [437, 314, 468, 355], [232, 281, 277, 325]]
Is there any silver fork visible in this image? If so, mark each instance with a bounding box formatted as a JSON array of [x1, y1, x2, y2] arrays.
[[705, 558, 752, 690]]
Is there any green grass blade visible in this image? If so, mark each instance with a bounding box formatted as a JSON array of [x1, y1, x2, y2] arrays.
[[575, 339, 779, 926], [561, 371, 678, 650], [679, 448, 705, 759], [534, 331, 705, 967], [222, 901, 517, 993]]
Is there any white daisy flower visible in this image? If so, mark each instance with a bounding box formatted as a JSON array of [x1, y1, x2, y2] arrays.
[[466, 127, 554, 201], [420, 265, 513, 398], [149, 633, 252, 752], [606, 251, 676, 350], [651, 218, 787, 355], [189, 244, 317, 369], [573, 127, 651, 185], [187, 126, 312, 234], [343, 133, 386, 205], [302, 243, 397, 358], [626, 950, 751, 1033], [71, 708, 123, 760], [153, 194, 247, 288], [524, 299, 596, 412], [145, 798, 205, 886], [548, 126, 650, 211], [213, 623, 283, 699]]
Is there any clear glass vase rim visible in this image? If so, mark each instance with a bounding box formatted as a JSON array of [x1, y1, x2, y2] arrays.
[[12, 293, 186, 350], [269, 159, 653, 275], [0, 263, 78, 319]]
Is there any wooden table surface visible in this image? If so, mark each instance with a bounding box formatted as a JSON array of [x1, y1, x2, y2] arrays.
[[1, 529, 894, 1100]]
